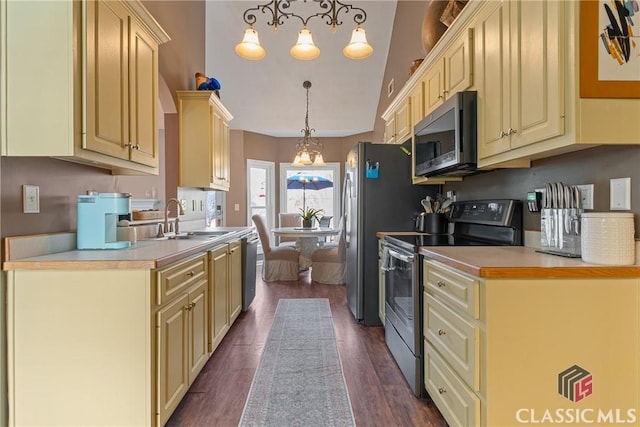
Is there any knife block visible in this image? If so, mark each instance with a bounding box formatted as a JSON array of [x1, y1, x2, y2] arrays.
[[540, 208, 582, 257]]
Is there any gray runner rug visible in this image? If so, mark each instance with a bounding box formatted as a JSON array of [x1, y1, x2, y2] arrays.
[[239, 298, 356, 427]]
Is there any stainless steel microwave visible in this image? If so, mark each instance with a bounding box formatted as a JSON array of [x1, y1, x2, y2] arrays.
[[413, 91, 477, 177]]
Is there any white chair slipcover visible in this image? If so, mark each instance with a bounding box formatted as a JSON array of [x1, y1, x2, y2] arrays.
[[277, 212, 301, 247], [310, 227, 346, 285], [252, 214, 300, 282]]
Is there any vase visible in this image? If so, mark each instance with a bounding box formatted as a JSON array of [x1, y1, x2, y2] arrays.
[[302, 219, 313, 228]]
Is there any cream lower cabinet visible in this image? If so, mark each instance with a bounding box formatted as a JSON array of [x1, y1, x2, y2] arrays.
[[209, 241, 243, 352], [0, 0, 169, 174], [155, 254, 209, 426], [177, 91, 233, 191], [229, 240, 243, 324], [5, 252, 214, 427], [423, 259, 640, 427]]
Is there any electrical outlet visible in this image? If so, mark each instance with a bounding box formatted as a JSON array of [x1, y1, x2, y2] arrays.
[[576, 184, 594, 210], [23, 185, 40, 213], [610, 177, 631, 210]]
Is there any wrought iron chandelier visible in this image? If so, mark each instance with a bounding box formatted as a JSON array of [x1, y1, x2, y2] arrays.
[[293, 81, 325, 167], [235, 0, 373, 61]]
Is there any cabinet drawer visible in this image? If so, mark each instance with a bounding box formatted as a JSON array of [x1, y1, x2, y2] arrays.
[[424, 259, 479, 318], [424, 341, 480, 427], [424, 293, 479, 390], [156, 254, 208, 306]]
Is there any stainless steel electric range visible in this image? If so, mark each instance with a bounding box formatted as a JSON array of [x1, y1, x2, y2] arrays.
[[381, 199, 523, 397]]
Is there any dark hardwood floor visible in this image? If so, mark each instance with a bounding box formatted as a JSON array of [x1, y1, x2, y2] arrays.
[[166, 264, 448, 427]]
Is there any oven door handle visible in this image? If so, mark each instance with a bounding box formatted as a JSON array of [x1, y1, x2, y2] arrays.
[[387, 248, 414, 264]]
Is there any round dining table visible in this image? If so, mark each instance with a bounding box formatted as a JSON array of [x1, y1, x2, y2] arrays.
[[271, 227, 341, 269]]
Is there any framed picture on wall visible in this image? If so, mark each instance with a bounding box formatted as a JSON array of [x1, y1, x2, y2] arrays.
[[580, 0, 640, 98]]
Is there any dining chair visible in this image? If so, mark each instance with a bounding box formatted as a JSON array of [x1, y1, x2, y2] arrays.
[[252, 214, 300, 282], [310, 226, 346, 285], [278, 212, 302, 247]]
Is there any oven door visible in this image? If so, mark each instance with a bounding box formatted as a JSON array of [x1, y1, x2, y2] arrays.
[[382, 244, 418, 354]]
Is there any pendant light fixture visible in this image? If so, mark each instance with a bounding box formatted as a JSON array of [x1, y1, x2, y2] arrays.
[[235, 0, 373, 61], [293, 81, 325, 167]]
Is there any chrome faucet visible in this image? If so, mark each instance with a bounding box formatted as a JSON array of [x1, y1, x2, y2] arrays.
[[162, 198, 184, 237]]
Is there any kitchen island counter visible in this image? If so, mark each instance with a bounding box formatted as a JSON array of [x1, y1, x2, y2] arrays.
[[420, 245, 640, 279], [2, 227, 253, 270]]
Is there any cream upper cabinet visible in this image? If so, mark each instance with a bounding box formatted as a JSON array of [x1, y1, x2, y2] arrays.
[[177, 91, 233, 191], [383, 97, 411, 144], [423, 29, 473, 117], [475, 0, 564, 162], [423, 259, 640, 427], [0, 0, 169, 174]]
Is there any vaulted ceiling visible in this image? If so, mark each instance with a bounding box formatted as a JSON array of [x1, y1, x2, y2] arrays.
[[204, 1, 398, 137]]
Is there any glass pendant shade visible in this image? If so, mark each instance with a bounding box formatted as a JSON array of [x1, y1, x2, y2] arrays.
[[290, 27, 320, 60], [312, 153, 326, 167], [299, 150, 313, 165], [343, 26, 373, 59], [292, 154, 304, 166], [235, 27, 266, 60]]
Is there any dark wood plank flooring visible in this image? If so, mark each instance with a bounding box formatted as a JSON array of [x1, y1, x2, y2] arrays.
[[166, 265, 447, 427]]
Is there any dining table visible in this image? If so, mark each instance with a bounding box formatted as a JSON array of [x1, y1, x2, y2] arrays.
[[271, 226, 341, 269]]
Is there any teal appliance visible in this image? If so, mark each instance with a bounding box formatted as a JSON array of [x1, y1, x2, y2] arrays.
[[77, 192, 132, 249]]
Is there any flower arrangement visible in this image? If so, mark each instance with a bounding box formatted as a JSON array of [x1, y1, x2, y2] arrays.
[[298, 207, 323, 228]]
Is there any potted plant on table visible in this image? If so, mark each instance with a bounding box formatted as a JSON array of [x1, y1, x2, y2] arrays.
[[298, 207, 323, 228]]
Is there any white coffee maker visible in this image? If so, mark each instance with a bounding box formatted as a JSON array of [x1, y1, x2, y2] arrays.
[[77, 192, 132, 249]]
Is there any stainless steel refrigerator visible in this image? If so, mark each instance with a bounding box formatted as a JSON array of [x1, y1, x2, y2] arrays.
[[344, 142, 439, 325]]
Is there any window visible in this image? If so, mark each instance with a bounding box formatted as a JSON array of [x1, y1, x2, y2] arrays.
[[279, 163, 341, 223]]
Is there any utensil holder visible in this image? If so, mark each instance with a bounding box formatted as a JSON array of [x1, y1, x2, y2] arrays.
[[419, 213, 448, 234], [540, 208, 582, 256]]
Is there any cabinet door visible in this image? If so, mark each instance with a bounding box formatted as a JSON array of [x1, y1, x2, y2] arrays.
[[410, 83, 424, 128], [188, 281, 209, 383], [476, 1, 511, 159], [128, 16, 160, 167], [209, 245, 229, 352], [85, 0, 129, 160], [394, 99, 412, 144], [423, 60, 445, 116], [445, 29, 473, 99], [228, 241, 242, 323], [157, 293, 189, 426], [178, 92, 214, 188], [211, 109, 231, 190], [509, 0, 564, 149], [384, 116, 396, 144]]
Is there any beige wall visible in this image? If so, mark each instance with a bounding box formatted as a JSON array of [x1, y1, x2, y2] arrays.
[[373, 0, 430, 141], [225, 131, 373, 226]]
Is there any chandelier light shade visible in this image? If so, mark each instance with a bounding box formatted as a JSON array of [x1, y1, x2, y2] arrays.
[[293, 80, 325, 167], [290, 26, 320, 60], [235, 26, 266, 60], [343, 26, 373, 59], [237, 0, 373, 61]]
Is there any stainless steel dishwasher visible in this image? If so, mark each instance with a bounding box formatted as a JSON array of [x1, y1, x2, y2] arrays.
[[242, 233, 259, 311]]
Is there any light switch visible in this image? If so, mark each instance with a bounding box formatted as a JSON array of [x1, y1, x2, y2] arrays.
[[234, 203, 240, 211], [610, 177, 631, 210], [23, 185, 40, 213]]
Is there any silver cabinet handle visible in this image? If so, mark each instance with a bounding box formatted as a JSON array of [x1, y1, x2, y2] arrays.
[[499, 130, 507, 138], [508, 128, 517, 135], [438, 387, 446, 394], [436, 280, 446, 288], [438, 329, 446, 336]]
